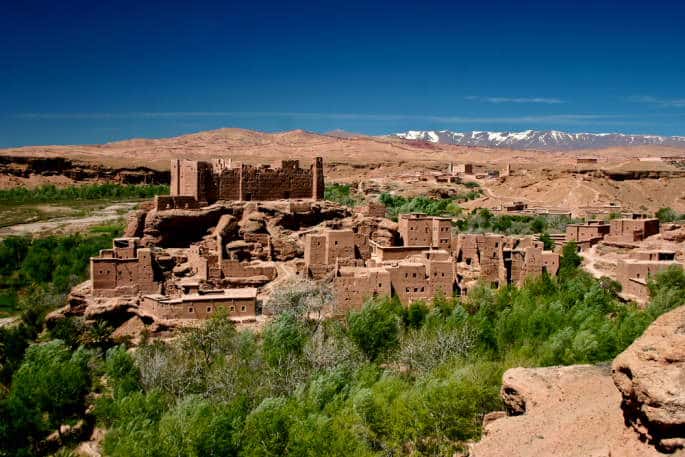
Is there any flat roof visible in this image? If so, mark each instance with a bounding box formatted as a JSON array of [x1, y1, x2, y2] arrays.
[[147, 288, 258, 304]]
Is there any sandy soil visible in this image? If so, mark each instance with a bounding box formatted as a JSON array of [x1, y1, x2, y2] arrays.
[[0, 202, 136, 238]]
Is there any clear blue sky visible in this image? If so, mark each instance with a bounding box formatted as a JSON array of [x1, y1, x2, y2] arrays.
[[2, 0, 685, 147]]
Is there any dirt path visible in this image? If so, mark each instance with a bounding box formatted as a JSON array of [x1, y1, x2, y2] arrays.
[[0, 202, 137, 238]]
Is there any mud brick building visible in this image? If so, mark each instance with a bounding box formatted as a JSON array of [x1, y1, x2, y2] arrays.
[[448, 163, 473, 175], [141, 287, 257, 320], [565, 220, 611, 248], [170, 157, 324, 204], [91, 237, 158, 297], [616, 250, 682, 301], [355, 200, 387, 218], [398, 213, 453, 251], [606, 218, 660, 243], [334, 266, 392, 312], [304, 229, 360, 279]]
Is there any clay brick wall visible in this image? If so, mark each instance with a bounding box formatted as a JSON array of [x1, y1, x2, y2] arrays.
[[304, 230, 356, 278], [169, 157, 324, 204], [565, 223, 610, 242], [216, 169, 241, 200], [399, 214, 452, 249], [304, 234, 327, 267], [608, 218, 660, 242], [324, 230, 355, 264], [221, 260, 277, 279], [334, 267, 392, 312], [541, 251, 560, 276], [141, 290, 257, 320], [91, 238, 157, 297], [389, 263, 433, 304], [356, 201, 387, 218], [154, 195, 201, 211], [432, 219, 453, 251], [616, 259, 679, 300], [399, 214, 434, 246]]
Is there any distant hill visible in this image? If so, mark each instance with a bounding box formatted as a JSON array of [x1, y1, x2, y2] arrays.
[[393, 129, 685, 151]]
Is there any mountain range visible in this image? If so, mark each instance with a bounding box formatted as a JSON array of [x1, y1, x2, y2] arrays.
[[393, 130, 685, 150]]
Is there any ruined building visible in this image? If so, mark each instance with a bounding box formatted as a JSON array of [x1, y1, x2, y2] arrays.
[[91, 237, 158, 297], [169, 157, 324, 205], [616, 250, 681, 301]]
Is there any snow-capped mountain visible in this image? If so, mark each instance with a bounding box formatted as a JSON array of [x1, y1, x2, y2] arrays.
[[393, 130, 685, 150]]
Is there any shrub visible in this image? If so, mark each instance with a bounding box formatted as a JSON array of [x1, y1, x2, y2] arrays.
[[347, 299, 400, 361]]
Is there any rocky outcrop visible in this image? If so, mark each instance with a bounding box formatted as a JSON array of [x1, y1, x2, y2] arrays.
[[0, 155, 169, 184], [612, 305, 685, 453], [470, 365, 662, 457], [663, 227, 685, 243]]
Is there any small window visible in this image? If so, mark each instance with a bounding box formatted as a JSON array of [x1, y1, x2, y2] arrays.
[[413, 272, 417, 278], [406, 287, 410, 292], [420, 287, 424, 292], [230, 305, 235, 312], [207, 307, 212, 313], [378, 283, 382, 287], [188, 307, 194, 313], [241, 305, 246, 312], [414, 287, 418, 292]]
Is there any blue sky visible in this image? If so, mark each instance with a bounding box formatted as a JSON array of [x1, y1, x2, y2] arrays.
[[2, 0, 685, 147]]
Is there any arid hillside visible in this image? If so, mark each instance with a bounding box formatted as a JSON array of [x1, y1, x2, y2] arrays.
[[2, 128, 685, 213]]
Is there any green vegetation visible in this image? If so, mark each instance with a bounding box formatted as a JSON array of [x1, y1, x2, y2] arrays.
[[0, 224, 123, 316], [457, 208, 578, 235], [0, 183, 169, 204], [324, 184, 361, 207], [655, 206, 684, 223], [379, 193, 471, 220]]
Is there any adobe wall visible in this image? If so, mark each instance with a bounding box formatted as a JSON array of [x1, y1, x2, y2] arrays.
[[304, 230, 357, 279], [169, 157, 324, 204], [541, 251, 560, 276], [607, 218, 660, 243], [334, 267, 392, 313], [565, 222, 611, 243], [91, 239, 157, 297], [221, 260, 277, 280], [616, 259, 679, 301], [398, 214, 453, 249], [154, 195, 201, 211], [141, 290, 257, 320]]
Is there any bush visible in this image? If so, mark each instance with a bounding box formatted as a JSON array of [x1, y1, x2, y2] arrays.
[[347, 299, 400, 361], [0, 183, 169, 203], [262, 312, 310, 367]]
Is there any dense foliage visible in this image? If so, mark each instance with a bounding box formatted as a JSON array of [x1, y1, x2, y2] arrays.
[[324, 184, 360, 207], [0, 183, 169, 204], [379, 194, 468, 220], [655, 206, 684, 223], [456, 208, 578, 235]]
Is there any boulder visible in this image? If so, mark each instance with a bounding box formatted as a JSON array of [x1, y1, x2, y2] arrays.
[[470, 365, 661, 457], [663, 227, 685, 243], [612, 305, 685, 453]]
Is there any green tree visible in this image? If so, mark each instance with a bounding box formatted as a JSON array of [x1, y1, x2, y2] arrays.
[[347, 299, 400, 361], [262, 312, 309, 367], [7, 340, 91, 449]]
